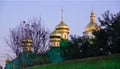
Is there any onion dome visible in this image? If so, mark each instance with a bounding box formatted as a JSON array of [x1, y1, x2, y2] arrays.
[[55, 20, 69, 31], [55, 8, 69, 33], [85, 23, 100, 32], [84, 11, 100, 32], [50, 30, 61, 47], [50, 30, 61, 39]]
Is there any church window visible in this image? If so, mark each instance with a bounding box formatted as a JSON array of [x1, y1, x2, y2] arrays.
[[65, 34, 67, 39]]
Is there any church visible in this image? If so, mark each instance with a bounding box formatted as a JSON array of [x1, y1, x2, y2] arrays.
[[47, 9, 100, 63], [50, 9, 69, 47], [5, 9, 100, 69], [83, 11, 100, 38], [50, 9, 99, 47]]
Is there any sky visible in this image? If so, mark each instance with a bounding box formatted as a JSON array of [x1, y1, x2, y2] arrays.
[[0, 0, 120, 67]]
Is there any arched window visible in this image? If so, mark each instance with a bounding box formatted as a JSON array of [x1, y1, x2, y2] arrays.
[[64, 34, 67, 39], [57, 42, 58, 46]]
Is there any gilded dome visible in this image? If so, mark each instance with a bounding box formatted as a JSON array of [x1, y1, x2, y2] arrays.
[[84, 11, 100, 32], [55, 20, 69, 30], [50, 30, 61, 38], [85, 22, 100, 32]]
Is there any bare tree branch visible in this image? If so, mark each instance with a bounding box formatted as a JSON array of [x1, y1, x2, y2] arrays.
[[6, 18, 50, 57]]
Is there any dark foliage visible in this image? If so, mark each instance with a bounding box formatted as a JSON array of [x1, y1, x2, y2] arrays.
[[97, 11, 120, 54], [60, 35, 97, 60], [61, 11, 120, 60]]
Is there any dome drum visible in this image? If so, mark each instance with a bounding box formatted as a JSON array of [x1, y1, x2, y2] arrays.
[[50, 40, 60, 42], [50, 38, 61, 42]]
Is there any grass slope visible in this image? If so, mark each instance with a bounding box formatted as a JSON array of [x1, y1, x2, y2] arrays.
[[27, 54, 120, 69]]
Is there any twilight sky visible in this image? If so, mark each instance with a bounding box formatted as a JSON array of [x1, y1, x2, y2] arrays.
[[0, 0, 120, 67]]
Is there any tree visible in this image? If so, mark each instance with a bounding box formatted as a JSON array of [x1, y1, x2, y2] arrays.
[[0, 65, 2, 69], [93, 30, 108, 55], [60, 34, 97, 60], [60, 35, 85, 60], [6, 18, 50, 57], [97, 10, 120, 54]]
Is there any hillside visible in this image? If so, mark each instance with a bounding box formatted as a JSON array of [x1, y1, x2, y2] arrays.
[[26, 54, 120, 69]]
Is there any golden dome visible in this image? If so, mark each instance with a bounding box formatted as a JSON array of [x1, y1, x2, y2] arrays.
[[50, 30, 61, 43], [50, 30, 61, 38], [84, 11, 100, 32], [55, 20, 69, 30], [85, 22, 99, 32], [50, 8, 69, 41]]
